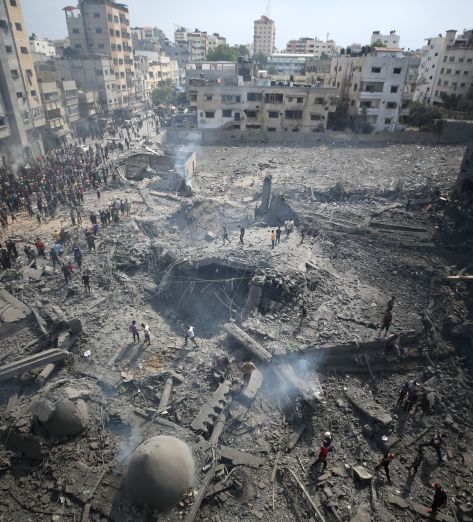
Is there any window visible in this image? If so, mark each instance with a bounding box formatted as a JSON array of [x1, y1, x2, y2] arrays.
[[0, 116, 5, 127], [440, 68, 444, 74], [449, 56, 455, 62], [247, 92, 262, 101], [115, 30, 120, 37], [386, 102, 397, 109], [455, 70, 461, 75], [205, 111, 215, 118], [20, 46, 28, 54], [108, 13, 112, 21], [311, 114, 322, 120], [468, 58, 473, 63], [5, 45, 12, 53], [205, 95, 212, 101], [73, 28, 80, 34], [353, 83, 358, 91], [268, 111, 279, 118], [245, 110, 258, 118], [96, 28, 102, 34], [10, 69, 18, 79], [314, 97, 325, 105], [267, 127, 276, 132], [435, 52, 438, 56], [443, 56, 447, 62], [464, 71, 469, 76], [285, 110, 302, 119], [459, 58, 464, 63], [222, 109, 232, 117], [393, 67, 401, 74], [93, 12, 100, 18], [114, 15, 119, 23], [390, 85, 398, 93], [9, 0, 17, 6], [461, 83, 466, 87], [265, 93, 283, 103], [371, 66, 381, 73], [15, 22, 21, 31], [16, 91, 23, 99], [384, 118, 392, 124], [31, 90, 36, 97], [75, 44, 81, 49], [446, 69, 452, 74], [109, 29, 114, 36]]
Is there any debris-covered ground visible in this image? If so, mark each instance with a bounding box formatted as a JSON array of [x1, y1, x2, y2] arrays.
[[0, 142, 472, 522]]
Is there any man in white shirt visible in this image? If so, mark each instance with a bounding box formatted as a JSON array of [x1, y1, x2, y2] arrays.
[[185, 325, 197, 347]]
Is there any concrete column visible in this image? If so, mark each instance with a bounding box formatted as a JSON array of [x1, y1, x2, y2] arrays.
[[242, 270, 266, 319], [261, 174, 272, 213]]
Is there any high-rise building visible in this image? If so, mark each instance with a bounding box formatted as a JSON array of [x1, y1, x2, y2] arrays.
[[64, 0, 135, 111], [285, 37, 339, 57], [0, 0, 45, 164], [253, 15, 275, 56]]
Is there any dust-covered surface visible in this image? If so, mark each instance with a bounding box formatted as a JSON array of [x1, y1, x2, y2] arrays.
[[0, 142, 472, 522]]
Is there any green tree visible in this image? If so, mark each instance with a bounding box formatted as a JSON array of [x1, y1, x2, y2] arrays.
[[327, 100, 350, 130], [372, 39, 387, 48], [207, 44, 239, 61], [255, 52, 268, 65], [403, 102, 445, 130], [237, 44, 250, 58], [151, 79, 177, 106]]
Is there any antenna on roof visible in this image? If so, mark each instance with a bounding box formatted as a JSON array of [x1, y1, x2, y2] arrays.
[[266, 0, 271, 17]]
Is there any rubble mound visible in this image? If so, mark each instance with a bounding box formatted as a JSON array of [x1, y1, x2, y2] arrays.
[[127, 435, 194, 511], [43, 399, 89, 437]]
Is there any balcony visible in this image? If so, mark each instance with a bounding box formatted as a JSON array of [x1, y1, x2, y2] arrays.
[[359, 91, 384, 99]]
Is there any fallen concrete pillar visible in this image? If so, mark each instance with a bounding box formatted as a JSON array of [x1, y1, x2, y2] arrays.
[[345, 386, 392, 427], [158, 377, 173, 412], [224, 323, 272, 362], [0, 349, 68, 382], [242, 271, 265, 319]]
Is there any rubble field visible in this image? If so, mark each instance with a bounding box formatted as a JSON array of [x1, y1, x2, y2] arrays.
[[1, 142, 473, 522]]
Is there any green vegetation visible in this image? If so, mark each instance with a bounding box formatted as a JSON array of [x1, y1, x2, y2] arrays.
[[372, 39, 387, 48], [207, 44, 239, 61], [151, 80, 184, 106], [403, 102, 445, 130], [255, 52, 268, 65]]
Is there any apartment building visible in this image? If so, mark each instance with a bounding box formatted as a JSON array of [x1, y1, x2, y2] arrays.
[[189, 82, 337, 132], [29, 34, 56, 57], [253, 15, 275, 56], [174, 27, 218, 63], [267, 54, 309, 77], [370, 30, 400, 48], [430, 30, 473, 105], [330, 47, 419, 132], [0, 0, 45, 163], [305, 58, 332, 86], [208, 33, 226, 51], [134, 50, 178, 88], [64, 0, 135, 111], [285, 37, 339, 57]]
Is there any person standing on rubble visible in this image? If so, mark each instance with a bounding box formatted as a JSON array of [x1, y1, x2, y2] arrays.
[[82, 270, 91, 294], [141, 323, 151, 346], [271, 229, 276, 249], [184, 325, 197, 347], [375, 452, 396, 484], [379, 309, 392, 338], [276, 226, 281, 245], [222, 227, 230, 245], [428, 483, 447, 514], [50, 246, 59, 272], [403, 383, 421, 413], [61, 263, 71, 284], [419, 432, 446, 464], [407, 447, 424, 477], [70, 209, 76, 226], [239, 226, 245, 245], [129, 320, 140, 343], [240, 360, 256, 384], [312, 439, 330, 472]]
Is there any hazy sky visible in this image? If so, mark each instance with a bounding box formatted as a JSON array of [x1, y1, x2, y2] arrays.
[[23, 0, 473, 51]]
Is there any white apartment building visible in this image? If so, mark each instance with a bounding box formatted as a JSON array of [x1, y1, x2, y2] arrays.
[[29, 34, 56, 57], [134, 50, 178, 87], [174, 27, 225, 62], [253, 15, 275, 56], [370, 30, 400, 48], [414, 31, 455, 103], [207, 33, 226, 51], [267, 54, 309, 77], [189, 82, 337, 132], [330, 47, 418, 132], [285, 37, 339, 57]]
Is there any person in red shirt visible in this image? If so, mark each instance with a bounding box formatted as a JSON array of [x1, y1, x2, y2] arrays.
[[67, 260, 74, 275], [313, 445, 329, 471], [35, 238, 46, 257]]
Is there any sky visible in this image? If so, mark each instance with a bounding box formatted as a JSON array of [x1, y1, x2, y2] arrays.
[[23, 0, 473, 51]]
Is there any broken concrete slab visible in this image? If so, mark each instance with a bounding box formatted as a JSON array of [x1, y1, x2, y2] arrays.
[[224, 323, 272, 361], [0, 349, 69, 382], [352, 466, 372, 483], [195, 440, 264, 468], [0, 289, 32, 340], [387, 494, 454, 522], [190, 381, 232, 433], [240, 368, 263, 401], [345, 386, 393, 427]]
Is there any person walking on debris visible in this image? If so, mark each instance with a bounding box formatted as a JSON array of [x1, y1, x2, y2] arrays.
[[129, 320, 140, 343], [70, 209, 76, 226], [396, 380, 416, 409], [428, 483, 447, 514], [50, 246, 59, 272], [141, 323, 151, 346], [67, 260, 74, 277], [300, 227, 306, 245], [61, 263, 71, 284], [312, 433, 331, 472], [413, 390, 436, 417], [407, 447, 424, 477], [276, 226, 281, 245], [379, 309, 392, 338], [73, 244, 82, 270], [271, 229, 276, 249], [254, 205, 258, 220], [222, 227, 230, 245], [403, 383, 421, 413], [82, 270, 91, 294], [184, 325, 197, 347], [240, 360, 256, 384], [419, 432, 446, 464], [96, 187, 101, 200], [375, 452, 396, 484], [239, 226, 245, 245], [321, 431, 332, 449]]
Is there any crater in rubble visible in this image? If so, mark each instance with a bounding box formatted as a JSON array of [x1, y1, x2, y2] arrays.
[[43, 399, 89, 437], [127, 436, 194, 511]]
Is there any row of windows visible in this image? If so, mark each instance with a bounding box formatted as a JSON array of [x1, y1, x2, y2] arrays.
[[201, 93, 332, 104], [439, 68, 470, 76], [437, 80, 473, 88], [204, 110, 325, 120], [443, 56, 473, 63], [371, 66, 402, 74]]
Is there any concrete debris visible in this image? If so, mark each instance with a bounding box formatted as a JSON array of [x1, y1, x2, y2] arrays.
[[190, 380, 232, 433], [42, 399, 89, 437], [0, 348, 68, 381]]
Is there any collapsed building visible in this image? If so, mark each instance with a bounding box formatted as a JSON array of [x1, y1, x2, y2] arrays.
[[0, 140, 472, 522]]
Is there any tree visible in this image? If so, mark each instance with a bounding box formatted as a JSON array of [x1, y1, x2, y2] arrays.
[[151, 79, 177, 106], [237, 44, 250, 58], [351, 106, 374, 134], [327, 100, 350, 130], [207, 44, 239, 61], [403, 102, 444, 130], [372, 40, 387, 48], [255, 52, 268, 65]]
